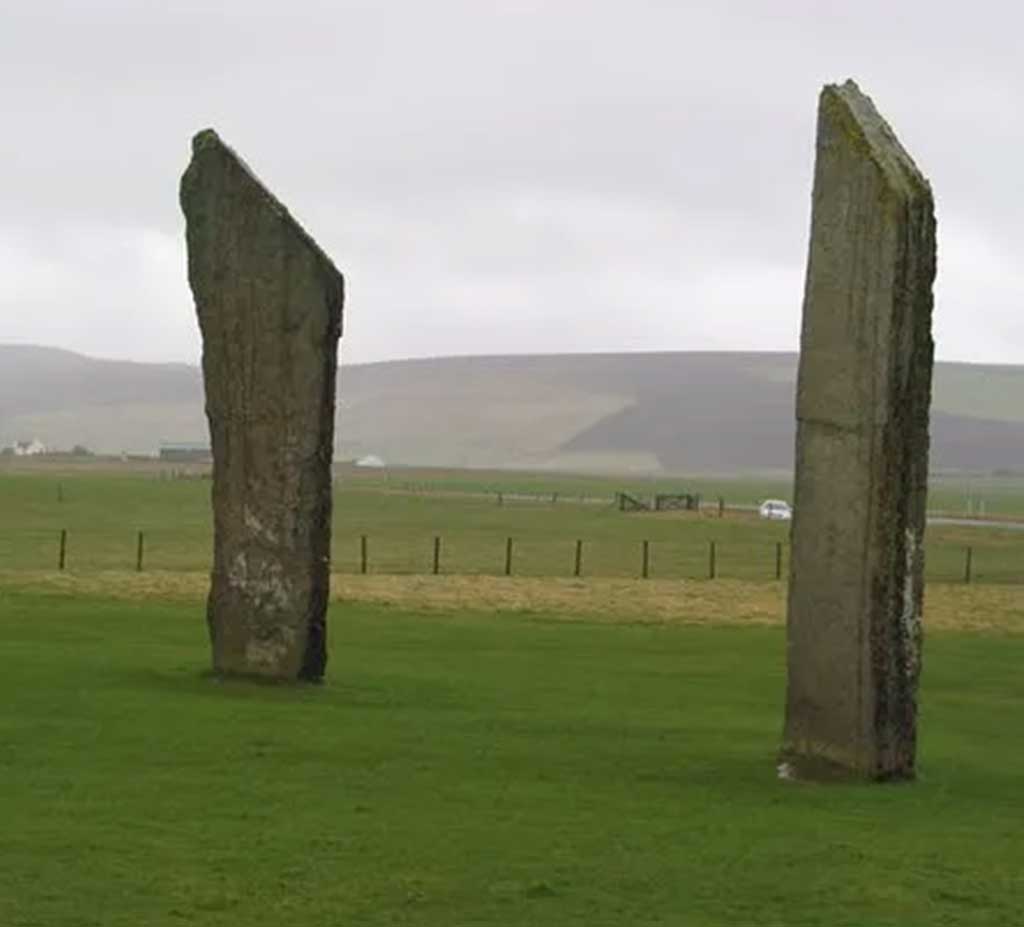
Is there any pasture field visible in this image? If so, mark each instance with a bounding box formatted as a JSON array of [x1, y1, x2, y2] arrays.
[[7, 455, 1024, 513], [342, 464, 1024, 520], [2, 590, 1023, 926], [4, 465, 1024, 923], [2, 468, 1024, 583]]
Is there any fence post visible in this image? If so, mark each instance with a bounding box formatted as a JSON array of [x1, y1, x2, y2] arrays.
[[709, 540, 716, 579], [718, 496, 725, 518], [360, 535, 368, 575], [642, 540, 650, 579], [136, 531, 145, 572], [58, 529, 67, 571], [433, 536, 441, 575], [574, 539, 583, 577], [497, 492, 503, 506], [964, 546, 972, 584], [775, 541, 782, 580], [505, 537, 513, 576]]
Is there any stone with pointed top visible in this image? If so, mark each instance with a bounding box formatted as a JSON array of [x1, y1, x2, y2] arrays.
[[780, 81, 936, 780], [180, 129, 343, 681]]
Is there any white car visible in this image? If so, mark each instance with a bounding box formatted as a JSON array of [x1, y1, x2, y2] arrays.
[[759, 499, 792, 521]]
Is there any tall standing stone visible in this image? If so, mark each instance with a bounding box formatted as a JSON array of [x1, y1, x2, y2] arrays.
[[181, 129, 343, 681], [780, 81, 936, 780]]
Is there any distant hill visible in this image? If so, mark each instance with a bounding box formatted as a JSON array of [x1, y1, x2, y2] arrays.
[[3, 344, 1024, 474]]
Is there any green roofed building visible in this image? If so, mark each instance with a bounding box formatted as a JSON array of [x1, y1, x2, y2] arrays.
[[158, 441, 211, 462]]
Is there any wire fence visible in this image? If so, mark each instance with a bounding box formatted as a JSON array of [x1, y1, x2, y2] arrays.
[[0, 528, 1007, 585]]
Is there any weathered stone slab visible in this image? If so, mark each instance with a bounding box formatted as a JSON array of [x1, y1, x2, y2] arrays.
[[180, 129, 343, 681], [780, 81, 936, 780]]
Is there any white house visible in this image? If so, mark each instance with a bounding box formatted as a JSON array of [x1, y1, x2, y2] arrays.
[[354, 454, 386, 468], [13, 438, 47, 456]]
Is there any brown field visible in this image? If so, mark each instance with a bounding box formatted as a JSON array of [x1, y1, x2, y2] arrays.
[[5, 570, 1024, 634]]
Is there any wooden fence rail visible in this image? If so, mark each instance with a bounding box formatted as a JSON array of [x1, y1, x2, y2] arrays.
[[342, 535, 792, 582], [19, 530, 1002, 585]]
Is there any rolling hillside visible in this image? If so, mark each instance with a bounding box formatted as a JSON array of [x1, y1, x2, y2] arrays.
[[3, 345, 1024, 474]]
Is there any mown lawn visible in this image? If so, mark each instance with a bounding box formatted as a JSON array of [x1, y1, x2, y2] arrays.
[[1, 592, 1022, 926]]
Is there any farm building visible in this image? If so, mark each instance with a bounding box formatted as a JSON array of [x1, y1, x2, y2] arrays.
[[355, 454, 386, 468], [159, 441, 212, 462], [11, 438, 47, 456]]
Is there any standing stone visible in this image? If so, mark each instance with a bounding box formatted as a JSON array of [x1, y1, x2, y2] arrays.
[[180, 129, 343, 681], [780, 81, 936, 780]]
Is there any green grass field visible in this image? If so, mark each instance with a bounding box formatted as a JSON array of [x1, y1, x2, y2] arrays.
[[345, 465, 1024, 519], [2, 592, 1023, 926], [2, 468, 1024, 584], [4, 466, 1024, 923]]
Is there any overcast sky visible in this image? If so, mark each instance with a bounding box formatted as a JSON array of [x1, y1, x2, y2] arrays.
[[1, 1, 1021, 366]]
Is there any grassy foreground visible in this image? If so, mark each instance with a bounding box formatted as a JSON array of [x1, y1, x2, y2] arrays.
[[2, 591, 1023, 925]]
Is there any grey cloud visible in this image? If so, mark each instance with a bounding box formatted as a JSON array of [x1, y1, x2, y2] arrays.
[[1, 0, 1022, 364]]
